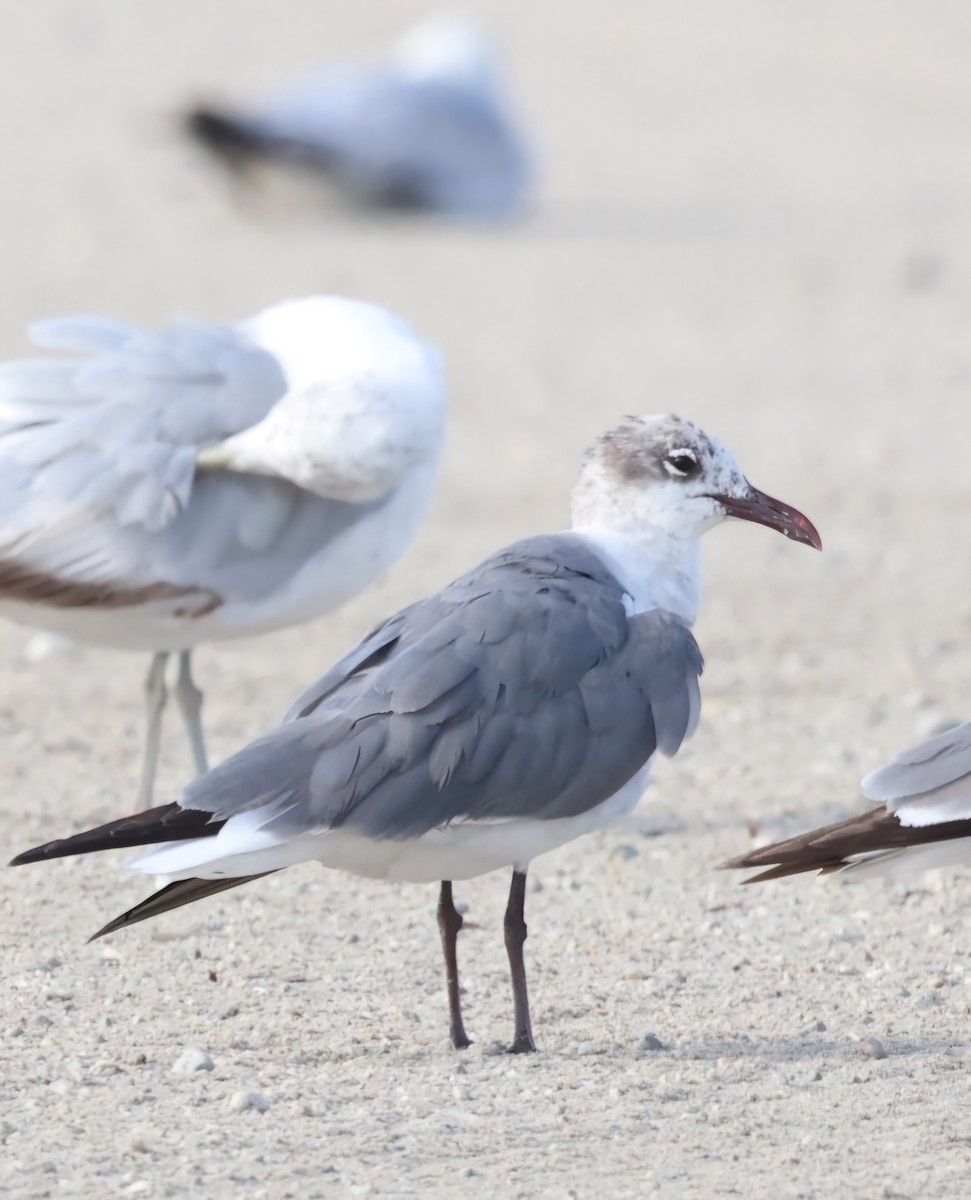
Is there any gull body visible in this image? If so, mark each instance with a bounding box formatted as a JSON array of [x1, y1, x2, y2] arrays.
[[13, 415, 820, 1052], [0, 295, 445, 803], [185, 15, 533, 218], [724, 721, 971, 882]]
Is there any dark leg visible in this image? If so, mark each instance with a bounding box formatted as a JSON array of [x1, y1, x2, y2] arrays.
[[504, 869, 536, 1054], [437, 881, 472, 1050]]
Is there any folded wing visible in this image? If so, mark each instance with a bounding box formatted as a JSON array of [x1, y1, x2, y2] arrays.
[[0, 314, 288, 607], [177, 533, 704, 840]]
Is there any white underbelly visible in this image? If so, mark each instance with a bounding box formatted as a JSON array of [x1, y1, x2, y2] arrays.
[[132, 764, 653, 886]]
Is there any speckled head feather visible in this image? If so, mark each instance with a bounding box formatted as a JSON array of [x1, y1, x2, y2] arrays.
[[571, 413, 821, 556], [592, 414, 718, 484], [571, 413, 749, 541]]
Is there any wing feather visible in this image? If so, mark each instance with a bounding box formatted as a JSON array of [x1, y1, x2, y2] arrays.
[[179, 534, 704, 838], [0, 314, 288, 601]]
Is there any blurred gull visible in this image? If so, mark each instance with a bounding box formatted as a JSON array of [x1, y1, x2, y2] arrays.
[[13, 416, 820, 1052], [724, 721, 971, 882], [185, 14, 533, 218], [0, 295, 445, 807]]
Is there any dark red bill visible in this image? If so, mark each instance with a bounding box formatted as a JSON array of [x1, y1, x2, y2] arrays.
[[712, 486, 822, 550]]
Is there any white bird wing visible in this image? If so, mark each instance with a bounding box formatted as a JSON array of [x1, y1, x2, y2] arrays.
[[250, 62, 530, 214], [861, 720, 971, 826], [0, 315, 288, 605]]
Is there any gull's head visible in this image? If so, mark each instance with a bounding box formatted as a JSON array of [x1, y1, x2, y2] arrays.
[[393, 16, 501, 92], [571, 414, 821, 549]]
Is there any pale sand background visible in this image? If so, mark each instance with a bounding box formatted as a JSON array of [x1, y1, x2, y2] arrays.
[[2, 2, 971, 1196]]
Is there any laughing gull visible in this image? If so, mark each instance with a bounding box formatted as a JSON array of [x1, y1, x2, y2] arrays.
[[724, 720, 971, 882], [184, 15, 532, 218], [0, 295, 445, 807], [12, 415, 820, 1052]]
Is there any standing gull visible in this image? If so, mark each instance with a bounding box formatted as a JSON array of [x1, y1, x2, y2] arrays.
[[0, 295, 445, 807], [12, 415, 820, 1052], [723, 721, 971, 882], [184, 15, 533, 218]]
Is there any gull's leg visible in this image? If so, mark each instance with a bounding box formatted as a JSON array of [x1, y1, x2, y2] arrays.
[[504, 869, 536, 1054], [139, 652, 169, 810], [437, 880, 472, 1049], [174, 649, 208, 776]]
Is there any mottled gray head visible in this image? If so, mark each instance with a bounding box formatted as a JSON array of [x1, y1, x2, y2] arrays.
[[572, 414, 821, 547]]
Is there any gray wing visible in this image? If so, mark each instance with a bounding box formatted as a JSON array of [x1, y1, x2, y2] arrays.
[[247, 68, 530, 215], [862, 720, 971, 825], [281, 605, 418, 722], [182, 534, 703, 837], [0, 315, 292, 604], [0, 315, 285, 531]]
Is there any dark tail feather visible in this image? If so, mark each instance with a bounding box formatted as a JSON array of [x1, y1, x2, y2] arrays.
[[10, 803, 224, 866], [184, 105, 270, 165], [721, 807, 971, 883], [184, 105, 336, 173], [88, 872, 277, 941]]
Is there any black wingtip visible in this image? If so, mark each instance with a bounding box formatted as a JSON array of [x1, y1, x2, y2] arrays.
[[183, 105, 265, 163], [718, 845, 846, 883], [9, 804, 225, 868], [86, 872, 277, 942]]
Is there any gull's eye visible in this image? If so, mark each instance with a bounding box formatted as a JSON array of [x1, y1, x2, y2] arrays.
[[662, 449, 699, 479]]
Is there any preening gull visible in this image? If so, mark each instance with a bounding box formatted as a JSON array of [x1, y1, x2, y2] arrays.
[[184, 15, 533, 218], [12, 415, 820, 1052], [0, 295, 445, 807], [724, 721, 971, 882]]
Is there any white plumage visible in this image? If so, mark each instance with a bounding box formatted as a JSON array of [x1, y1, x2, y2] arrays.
[[0, 294, 446, 805]]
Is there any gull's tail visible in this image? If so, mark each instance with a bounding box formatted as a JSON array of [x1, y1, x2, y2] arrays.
[[10, 803, 275, 938], [721, 807, 971, 883], [184, 105, 336, 175]]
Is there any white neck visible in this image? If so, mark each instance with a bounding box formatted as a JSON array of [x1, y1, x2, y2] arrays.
[[572, 521, 703, 625]]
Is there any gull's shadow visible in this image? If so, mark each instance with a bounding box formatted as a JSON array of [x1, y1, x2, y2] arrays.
[[646, 1032, 965, 1064]]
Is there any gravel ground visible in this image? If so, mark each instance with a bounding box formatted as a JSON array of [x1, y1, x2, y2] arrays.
[[3, 2, 971, 1197]]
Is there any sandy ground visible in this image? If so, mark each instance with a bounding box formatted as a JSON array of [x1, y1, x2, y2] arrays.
[[3, 1, 971, 1196]]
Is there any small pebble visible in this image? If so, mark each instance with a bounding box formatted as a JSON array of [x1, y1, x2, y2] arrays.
[[574, 1041, 602, 1056], [610, 844, 640, 862], [639, 1034, 664, 1052], [860, 1037, 887, 1060], [171, 1048, 214, 1074], [229, 1090, 270, 1113]]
